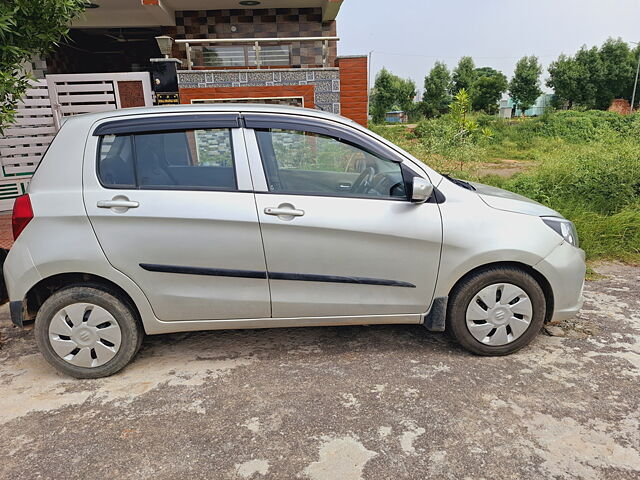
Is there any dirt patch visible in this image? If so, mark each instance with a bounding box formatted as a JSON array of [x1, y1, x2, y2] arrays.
[[476, 158, 530, 178]]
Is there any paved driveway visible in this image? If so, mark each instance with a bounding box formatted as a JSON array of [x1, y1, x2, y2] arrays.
[[0, 263, 638, 480]]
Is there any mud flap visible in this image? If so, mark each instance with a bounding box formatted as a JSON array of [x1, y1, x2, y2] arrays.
[[424, 296, 448, 332]]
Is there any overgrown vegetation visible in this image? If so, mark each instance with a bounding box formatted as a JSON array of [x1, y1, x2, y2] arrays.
[[372, 110, 640, 263]]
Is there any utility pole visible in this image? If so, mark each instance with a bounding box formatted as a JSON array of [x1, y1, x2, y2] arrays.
[[631, 42, 640, 114]]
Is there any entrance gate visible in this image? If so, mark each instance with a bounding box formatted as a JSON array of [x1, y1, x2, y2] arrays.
[[0, 72, 153, 210]]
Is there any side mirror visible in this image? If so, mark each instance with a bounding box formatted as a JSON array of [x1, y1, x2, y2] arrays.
[[411, 177, 433, 203]]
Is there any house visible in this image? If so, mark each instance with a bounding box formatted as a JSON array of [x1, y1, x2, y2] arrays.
[[499, 93, 553, 118], [385, 111, 408, 123], [1, 1, 369, 211], [39, 0, 368, 126]]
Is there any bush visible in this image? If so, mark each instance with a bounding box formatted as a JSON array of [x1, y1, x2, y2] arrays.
[[504, 142, 640, 215]]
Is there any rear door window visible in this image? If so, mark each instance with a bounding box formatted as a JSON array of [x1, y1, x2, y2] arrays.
[[98, 128, 236, 190], [98, 135, 136, 188]]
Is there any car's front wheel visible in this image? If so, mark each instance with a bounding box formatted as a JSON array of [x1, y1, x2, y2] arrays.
[[446, 266, 546, 355], [35, 286, 143, 378]]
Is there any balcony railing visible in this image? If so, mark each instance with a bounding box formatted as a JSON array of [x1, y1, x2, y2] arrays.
[[175, 37, 340, 70]]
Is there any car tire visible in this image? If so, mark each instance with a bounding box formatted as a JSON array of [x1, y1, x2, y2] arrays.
[[35, 285, 143, 378], [446, 266, 546, 356]]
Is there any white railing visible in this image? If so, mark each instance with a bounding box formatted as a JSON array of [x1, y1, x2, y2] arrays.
[[175, 36, 340, 70]]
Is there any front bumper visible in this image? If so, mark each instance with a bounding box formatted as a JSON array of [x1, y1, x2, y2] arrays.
[[534, 241, 586, 322]]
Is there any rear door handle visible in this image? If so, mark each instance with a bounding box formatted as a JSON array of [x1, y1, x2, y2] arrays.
[[264, 207, 304, 217], [97, 196, 139, 212], [97, 200, 139, 209]]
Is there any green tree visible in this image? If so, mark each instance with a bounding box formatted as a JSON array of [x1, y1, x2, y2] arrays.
[[547, 39, 639, 110], [448, 89, 484, 169], [452, 56, 476, 94], [422, 61, 452, 117], [0, 0, 85, 132], [547, 54, 581, 108], [370, 68, 396, 123], [509, 56, 543, 115], [370, 68, 417, 123], [470, 67, 508, 114], [598, 38, 635, 108], [573, 46, 604, 109], [392, 76, 417, 114]]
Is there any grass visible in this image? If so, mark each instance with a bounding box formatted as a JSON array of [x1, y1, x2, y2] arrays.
[[371, 111, 640, 264]]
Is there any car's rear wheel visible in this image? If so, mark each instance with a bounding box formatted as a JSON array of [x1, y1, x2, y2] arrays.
[[446, 266, 546, 355], [35, 286, 143, 378]]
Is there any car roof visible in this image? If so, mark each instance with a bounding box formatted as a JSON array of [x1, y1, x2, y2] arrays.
[[62, 103, 358, 128]]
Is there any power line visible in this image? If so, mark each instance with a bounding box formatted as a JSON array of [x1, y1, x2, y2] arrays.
[[372, 51, 558, 60]]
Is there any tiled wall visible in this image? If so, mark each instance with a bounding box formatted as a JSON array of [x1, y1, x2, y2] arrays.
[[178, 68, 341, 114], [163, 7, 337, 68]]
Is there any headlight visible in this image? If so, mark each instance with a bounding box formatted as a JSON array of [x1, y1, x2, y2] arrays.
[[542, 217, 579, 247]]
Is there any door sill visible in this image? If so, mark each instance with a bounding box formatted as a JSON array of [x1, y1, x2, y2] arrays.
[[143, 313, 422, 335]]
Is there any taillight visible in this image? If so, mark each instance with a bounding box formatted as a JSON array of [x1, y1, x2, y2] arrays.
[[12, 194, 33, 240]]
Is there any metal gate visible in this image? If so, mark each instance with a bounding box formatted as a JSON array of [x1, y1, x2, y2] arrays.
[[46, 72, 153, 129], [0, 72, 153, 211]]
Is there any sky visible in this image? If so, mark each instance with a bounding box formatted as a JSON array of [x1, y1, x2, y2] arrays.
[[337, 0, 640, 94]]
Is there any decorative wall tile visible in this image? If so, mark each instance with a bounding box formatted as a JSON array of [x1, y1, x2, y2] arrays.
[[163, 7, 337, 68], [212, 72, 240, 83], [247, 71, 274, 82], [281, 71, 307, 81], [314, 69, 340, 79], [315, 92, 340, 104], [313, 81, 332, 92]]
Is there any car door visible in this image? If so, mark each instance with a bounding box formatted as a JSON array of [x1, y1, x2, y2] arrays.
[[83, 114, 271, 322], [243, 114, 442, 319]]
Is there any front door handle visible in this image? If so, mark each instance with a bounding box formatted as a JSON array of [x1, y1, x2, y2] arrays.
[[264, 204, 305, 219]]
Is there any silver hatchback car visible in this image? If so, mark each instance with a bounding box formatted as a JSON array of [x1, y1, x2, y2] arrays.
[[3, 105, 585, 378]]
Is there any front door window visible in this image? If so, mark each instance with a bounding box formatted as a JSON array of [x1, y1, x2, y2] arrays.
[[255, 129, 407, 199]]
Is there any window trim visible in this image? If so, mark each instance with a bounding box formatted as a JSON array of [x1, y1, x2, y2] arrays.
[[96, 127, 240, 192], [243, 114, 404, 163], [93, 114, 240, 136], [252, 127, 410, 202]]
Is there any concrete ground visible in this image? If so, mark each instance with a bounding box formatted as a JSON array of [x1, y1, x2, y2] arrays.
[[0, 263, 638, 480]]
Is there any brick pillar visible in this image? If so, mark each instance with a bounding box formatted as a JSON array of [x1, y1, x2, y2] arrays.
[[336, 55, 368, 127]]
